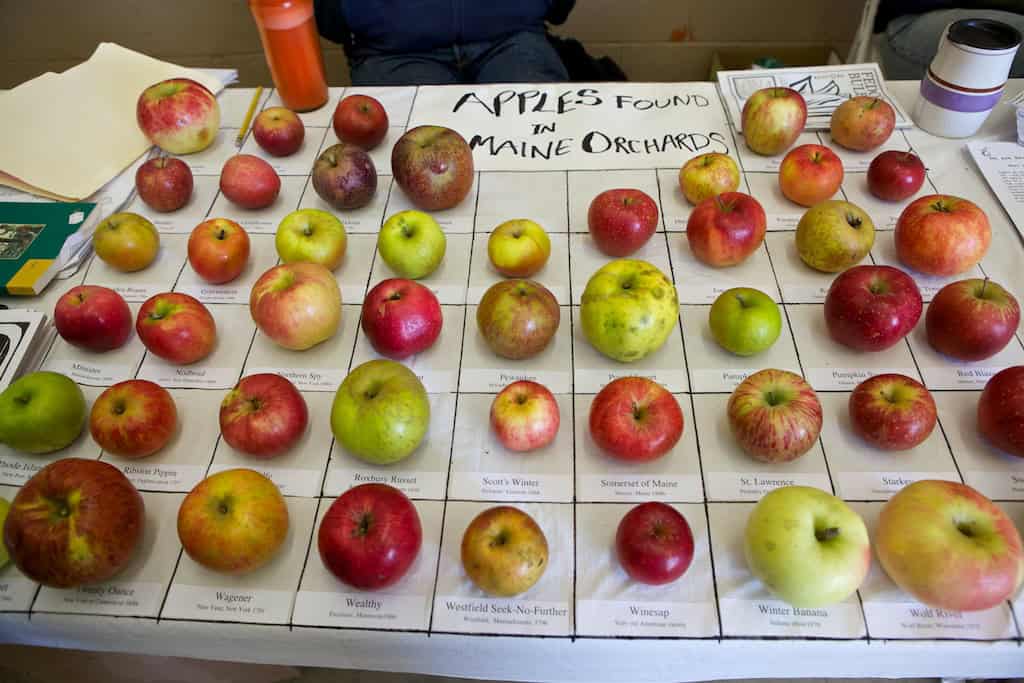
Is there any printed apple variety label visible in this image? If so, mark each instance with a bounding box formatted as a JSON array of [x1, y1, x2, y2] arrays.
[[719, 598, 865, 638], [112, 462, 209, 493], [574, 366, 689, 395], [459, 367, 573, 395], [0, 572, 38, 612], [137, 360, 241, 390], [862, 602, 1017, 640], [43, 357, 138, 387], [916, 364, 1007, 390], [804, 366, 919, 392], [161, 585, 294, 624], [432, 596, 571, 636], [0, 452, 61, 486], [174, 282, 252, 306], [835, 471, 960, 501], [689, 368, 761, 393], [293, 591, 429, 630], [205, 463, 322, 498], [33, 581, 165, 617], [244, 366, 347, 393], [576, 599, 717, 638], [578, 473, 703, 503], [450, 473, 572, 502], [705, 471, 832, 502], [962, 470, 1024, 501], [324, 468, 445, 500]]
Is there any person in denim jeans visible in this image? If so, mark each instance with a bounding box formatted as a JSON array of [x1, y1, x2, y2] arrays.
[[314, 1, 574, 85]]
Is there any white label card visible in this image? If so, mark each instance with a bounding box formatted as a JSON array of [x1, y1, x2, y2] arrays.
[[719, 598, 865, 638], [244, 367, 346, 393], [805, 367, 919, 391], [0, 575, 39, 612], [579, 474, 704, 503], [293, 591, 428, 630], [432, 596, 571, 636], [863, 602, 1016, 640], [34, 581, 165, 617], [136, 364, 240, 390], [325, 468, 445, 500], [461, 473, 571, 502], [962, 470, 1024, 501], [44, 359, 136, 387], [576, 599, 717, 637], [837, 471, 960, 501], [116, 463, 208, 493], [706, 472, 832, 502], [161, 585, 294, 624]]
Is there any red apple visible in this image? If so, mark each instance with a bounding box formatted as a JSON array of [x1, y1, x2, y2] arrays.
[[895, 195, 990, 277], [830, 96, 896, 152], [3, 458, 144, 588], [135, 157, 193, 212], [252, 106, 305, 157], [490, 380, 560, 453], [615, 502, 694, 585], [318, 483, 422, 590], [824, 265, 923, 352], [849, 374, 937, 451], [778, 144, 844, 207], [54, 285, 133, 352], [741, 87, 807, 156], [978, 366, 1024, 458], [391, 125, 474, 210], [187, 218, 250, 284], [867, 151, 926, 202], [926, 278, 1020, 362], [250, 262, 341, 351], [219, 154, 280, 210], [686, 191, 766, 267], [333, 94, 389, 150], [589, 376, 683, 462], [220, 373, 308, 458], [136, 78, 220, 154], [728, 369, 823, 463], [476, 279, 560, 360], [587, 189, 659, 257], [90, 379, 177, 458], [361, 278, 442, 360], [136, 292, 217, 364], [312, 143, 377, 210]]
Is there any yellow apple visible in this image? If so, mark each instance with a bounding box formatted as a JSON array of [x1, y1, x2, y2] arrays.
[[487, 219, 551, 278], [93, 212, 160, 273], [461, 506, 548, 597]]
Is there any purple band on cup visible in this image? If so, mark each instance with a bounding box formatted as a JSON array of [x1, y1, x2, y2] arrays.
[[920, 74, 1004, 112]]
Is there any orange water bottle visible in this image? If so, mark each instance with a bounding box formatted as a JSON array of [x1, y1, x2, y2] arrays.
[[249, 0, 328, 112]]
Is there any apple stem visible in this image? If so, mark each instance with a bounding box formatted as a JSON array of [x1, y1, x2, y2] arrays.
[[358, 514, 372, 536], [980, 277, 989, 299], [815, 526, 840, 542]]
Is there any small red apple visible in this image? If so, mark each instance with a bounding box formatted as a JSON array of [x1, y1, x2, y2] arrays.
[[135, 156, 193, 212], [90, 379, 178, 458], [252, 106, 305, 157], [54, 284, 133, 352], [187, 218, 250, 284], [333, 94, 389, 150], [490, 380, 560, 453], [587, 189, 659, 257], [361, 278, 442, 360], [220, 373, 308, 458], [867, 151, 925, 202], [778, 144, 844, 207], [849, 374, 937, 451], [926, 278, 1020, 362], [978, 366, 1024, 458], [589, 377, 683, 462], [136, 292, 217, 365], [823, 265, 923, 352], [686, 191, 766, 267], [615, 502, 694, 585], [219, 154, 280, 210]]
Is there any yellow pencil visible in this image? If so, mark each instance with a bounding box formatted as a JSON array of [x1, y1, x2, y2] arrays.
[[236, 86, 264, 147]]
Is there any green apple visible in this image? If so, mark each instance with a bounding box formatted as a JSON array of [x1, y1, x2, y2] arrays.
[[580, 259, 678, 362], [0, 497, 9, 568], [378, 210, 446, 279], [708, 287, 781, 356], [0, 372, 87, 454], [744, 486, 871, 608], [275, 208, 347, 271], [330, 359, 430, 465]]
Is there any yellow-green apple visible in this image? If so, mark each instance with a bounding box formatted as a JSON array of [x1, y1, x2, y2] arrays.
[[391, 125, 474, 210], [589, 376, 683, 462], [978, 366, 1024, 458], [686, 191, 766, 267], [0, 498, 8, 569], [331, 359, 430, 465], [580, 259, 678, 363], [362, 278, 443, 359], [476, 279, 560, 360], [275, 208, 347, 271], [867, 151, 925, 202], [312, 143, 377, 210], [54, 284, 133, 352], [849, 374, 936, 451], [587, 188, 659, 257], [728, 369, 823, 463], [135, 156, 193, 212], [252, 106, 305, 157], [678, 152, 740, 205], [378, 210, 446, 279], [741, 87, 807, 156], [219, 154, 280, 210], [0, 372, 86, 454], [136, 292, 216, 364], [188, 217, 250, 284], [136, 78, 220, 154], [90, 379, 177, 458], [490, 380, 560, 452], [708, 287, 781, 356], [93, 212, 159, 273], [4, 458, 144, 588], [778, 144, 844, 207], [318, 483, 421, 590], [461, 506, 548, 597], [926, 279, 1020, 361], [795, 200, 875, 273], [333, 94, 389, 150], [616, 502, 694, 585], [220, 373, 308, 458], [250, 262, 341, 351], [824, 265, 923, 351], [830, 96, 896, 152], [177, 468, 289, 575], [895, 195, 990, 277], [488, 219, 551, 277], [876, 480, 1024, 611], [744, 486, 870, 608]]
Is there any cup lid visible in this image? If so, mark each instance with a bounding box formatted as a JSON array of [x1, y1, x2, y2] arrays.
[[948, 18, 1022, 50]]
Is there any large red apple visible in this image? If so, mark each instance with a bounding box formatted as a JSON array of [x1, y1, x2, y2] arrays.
[[90, 380, 178, 458], [252, 106, 305, 157], [250, 262, 342, 351], [476, 279, 560, 360], [136, 292, 217, 365], [741, 87, 807, 156], [333, 94, 389, 150], [136, 78, 220, 154], [925, 278, 1020, 362], [318, 483, 422, 590], [686, 191, 766, 267], [895, 195, 990, 277], [589, 376, 683, 462], [220, 373, 308, 458], [187, 218, 251, 284], [54, 284, 133, 352], [778, 144, 844, 207], [867, 151, 925, 202], [391, 125, 474, 210], [135, 156, 193, 212], [848, 374, 936, 451], [978, 366, 1024, 458], [587, 188, 659, 257], [615, 502, 694, 585], [3, 458, 144, 588], [361, 278, 442, 360], [823, 265, 923, 352], [728, 369, 822, 463], [490, 380, 560, 453], [219, 154, 280, 210], [830, 96, 896, 152]]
